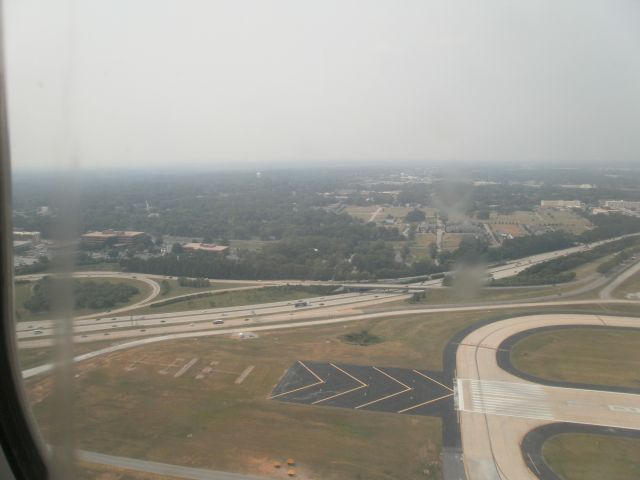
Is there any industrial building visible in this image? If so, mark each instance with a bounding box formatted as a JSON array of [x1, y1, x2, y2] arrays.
[[540, 200, 582, 209], [603, 200, 640, 210], [13, 230, 41, 244], [81, 230, 146, 247]]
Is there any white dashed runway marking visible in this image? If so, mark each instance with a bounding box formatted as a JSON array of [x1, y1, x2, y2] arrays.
[[460, 379, 554, 420]]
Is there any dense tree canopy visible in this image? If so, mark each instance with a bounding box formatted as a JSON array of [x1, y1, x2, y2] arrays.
[[23, 278, 140, 313]]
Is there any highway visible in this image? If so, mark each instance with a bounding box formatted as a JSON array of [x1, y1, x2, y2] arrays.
[[17, 254, 639, 348], [16, 290, 409, 343], [21, 297, 637, 380]]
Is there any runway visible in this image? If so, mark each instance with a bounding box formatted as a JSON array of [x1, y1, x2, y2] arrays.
[[455, 313, 640, 480]]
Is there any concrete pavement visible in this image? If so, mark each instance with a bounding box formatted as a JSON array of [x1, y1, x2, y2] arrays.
[[456, 314, 640, 480]]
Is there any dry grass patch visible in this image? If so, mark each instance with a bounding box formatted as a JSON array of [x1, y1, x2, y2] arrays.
[[28, 311, 484, 479]]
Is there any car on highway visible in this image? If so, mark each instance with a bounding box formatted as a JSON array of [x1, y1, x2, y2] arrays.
[[33, 330, 43, 335], [294, 300, 308, 307], [213, 319, 224, 325]]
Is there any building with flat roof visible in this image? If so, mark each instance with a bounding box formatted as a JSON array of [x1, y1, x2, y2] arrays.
[[13, 230, 41, 244], [540, 200, 582, 209], [182, 242, 229, 254], [603, 200, 640, 210], [81, 230, 146, 246]]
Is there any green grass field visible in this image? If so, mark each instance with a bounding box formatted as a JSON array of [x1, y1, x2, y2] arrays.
[[159, 279, 261, 300], [543, 433, 640, 480], [13, 277, 153, 322], [510, 327, 640, 389], [18, 340, 119, 371], [129, 285, 335, 315]]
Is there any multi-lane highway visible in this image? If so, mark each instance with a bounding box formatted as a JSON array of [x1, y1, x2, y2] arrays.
[[16, 290, 409, 344]]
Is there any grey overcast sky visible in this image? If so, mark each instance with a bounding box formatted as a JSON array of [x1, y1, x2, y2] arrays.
[[5, 0, 640, 170]]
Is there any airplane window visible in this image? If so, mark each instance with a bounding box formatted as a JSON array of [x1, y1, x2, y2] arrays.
[[2, 1, 640, 479]]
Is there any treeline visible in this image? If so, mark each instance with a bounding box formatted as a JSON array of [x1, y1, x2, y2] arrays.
[[23, 278, 139, 313], [12, 172, 353, 240], [15, 252, 119, 276], [122, 234, 442, 281], [492, 236, 640, 286], [120, 219, 640, 282]]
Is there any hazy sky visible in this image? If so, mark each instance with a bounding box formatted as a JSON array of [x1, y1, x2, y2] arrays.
[[5, 0, 640, 170]]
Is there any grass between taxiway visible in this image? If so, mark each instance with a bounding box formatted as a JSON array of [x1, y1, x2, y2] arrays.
[[543, 433, 640, 480], [510, 327, 640, 390]]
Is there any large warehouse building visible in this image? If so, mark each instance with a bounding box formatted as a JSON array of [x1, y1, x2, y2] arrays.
[[81, 230, 146, 247]]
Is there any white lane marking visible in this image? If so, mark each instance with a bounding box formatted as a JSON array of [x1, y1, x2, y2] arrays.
[[174, 357, 198, 378], [463, 379, 554, 420], [269, 361, 324, 399], [311, 364, 367, 404], [456, 378, 465, 411], [397, 393, 454, 414], [527, 453, 541, 475], [355, 367, 411, 409], [609, 405, 640, 414], [413, 369, 454, 392], [234, 365, 255, 384]]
